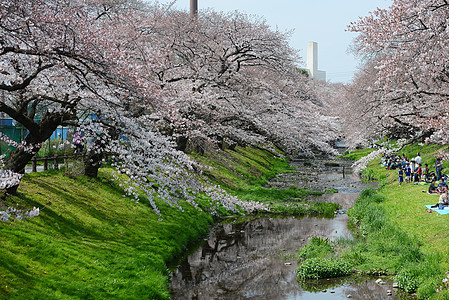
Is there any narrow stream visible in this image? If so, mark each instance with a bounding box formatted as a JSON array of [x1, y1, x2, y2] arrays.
[[170, 157, 416, 299]]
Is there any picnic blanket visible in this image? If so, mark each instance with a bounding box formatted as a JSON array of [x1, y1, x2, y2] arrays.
[[425, 205, 449, 215]]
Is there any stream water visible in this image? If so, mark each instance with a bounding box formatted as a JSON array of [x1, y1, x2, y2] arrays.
[[169, 157, 417, 299]]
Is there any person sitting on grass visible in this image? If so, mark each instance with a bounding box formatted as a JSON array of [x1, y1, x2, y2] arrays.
[[438, 178, 448, 207], [426, 171, 437, 183], [431, 178, 449, 208], [438, 177, 448, 189], [380, 154, 386, 166], [428, 179, 438, 194]]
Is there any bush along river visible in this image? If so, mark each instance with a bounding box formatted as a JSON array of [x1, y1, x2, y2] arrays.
[[169, 156, 416, 299]]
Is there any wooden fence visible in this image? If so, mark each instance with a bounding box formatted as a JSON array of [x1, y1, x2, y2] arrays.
[[30, 154, 87, 173]]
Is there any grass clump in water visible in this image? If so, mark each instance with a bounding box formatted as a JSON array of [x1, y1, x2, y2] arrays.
[[296, 237, 352, 280], [298, 237, 334, 262], [296, 258, 352, 280]]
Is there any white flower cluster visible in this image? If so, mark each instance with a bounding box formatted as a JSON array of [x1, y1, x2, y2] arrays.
[[0, 206, 39, 222], [0, 132, 40, 154], [352, 139, 408, 174], [0, 169, 23, 190], [352, 148, 386, 175], [203, 184, 270, 215]]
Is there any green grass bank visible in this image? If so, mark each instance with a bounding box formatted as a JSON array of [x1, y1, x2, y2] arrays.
[[0, 146, 336, 299], [296, 143, 449, 299]]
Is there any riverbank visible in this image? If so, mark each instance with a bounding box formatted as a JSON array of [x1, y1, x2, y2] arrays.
[[170, 154, 390, 299], [341, 143, 449, 299], [0, 146, 334, 299]]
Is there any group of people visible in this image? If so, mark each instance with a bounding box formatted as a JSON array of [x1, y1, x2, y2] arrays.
[[382, 152, 439, 185], [382, 152, 448, 209]]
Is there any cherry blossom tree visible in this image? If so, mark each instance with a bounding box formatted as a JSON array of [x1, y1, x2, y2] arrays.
[[335, 59, 415, 148], [0, 0, 271, 217], [345, 0, 449, 146], [0, 0, 143, 175], [0, 0, 341, 219], [142, 8, 340, 156]]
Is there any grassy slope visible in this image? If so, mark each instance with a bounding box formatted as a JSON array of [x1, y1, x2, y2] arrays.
[[0, 171, 213, 299], [193, 147, 339, 216], [0, 146, 331, 299], [345, 144, 449, 298]]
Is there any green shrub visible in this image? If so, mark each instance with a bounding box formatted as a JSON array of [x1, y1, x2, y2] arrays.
[[340, 249, 366, 266], [347, 187, 385, 232], [378, 174, 388, 188], [417, 277, 443, 300], [296, 257, 352, 279], [359, 187, 385, 203], [306, 202, 340, 217], [361, 169, 376, 182], [298, 237, 333, 262], [396, 269, 419, 293]]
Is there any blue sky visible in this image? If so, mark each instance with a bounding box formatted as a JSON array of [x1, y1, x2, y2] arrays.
[[156, 0, 391, 83]]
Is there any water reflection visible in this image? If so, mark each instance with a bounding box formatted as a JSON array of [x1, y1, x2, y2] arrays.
[[170, 214, 415, 300], [170, 215, 353, 299], [170, 157, 415, 299]]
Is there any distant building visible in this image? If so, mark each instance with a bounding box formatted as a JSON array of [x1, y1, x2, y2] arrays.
[[306, 41, 326, 81]]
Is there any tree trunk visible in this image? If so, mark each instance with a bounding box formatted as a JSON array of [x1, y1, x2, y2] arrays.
[[3, 113, 67, 194], [84, 151, 103, 178], [5, 150, 34, 174], [83, 136, 105, 178]]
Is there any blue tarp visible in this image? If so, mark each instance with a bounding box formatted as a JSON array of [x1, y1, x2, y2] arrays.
[[425, 205, 449, 215]]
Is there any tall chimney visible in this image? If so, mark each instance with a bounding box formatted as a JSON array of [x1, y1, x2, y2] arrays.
[[190, 0, 198, 18]]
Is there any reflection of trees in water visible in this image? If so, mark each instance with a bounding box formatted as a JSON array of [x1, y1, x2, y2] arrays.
[[170, 216, 353, 300], [170, 157, 396, 299], [267, 158, 365, 192]]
